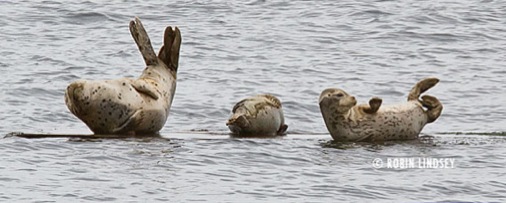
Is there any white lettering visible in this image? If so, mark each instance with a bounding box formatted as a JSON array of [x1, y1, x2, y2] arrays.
[[380, 157, 455, 169]]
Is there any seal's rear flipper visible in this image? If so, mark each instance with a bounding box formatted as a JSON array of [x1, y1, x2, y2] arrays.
[[277, 124, 288, 135], [420, 95, 443, 123], [407, 77, 439, 101], [130, 17, 158, 66], [158, 26, 182, 72]]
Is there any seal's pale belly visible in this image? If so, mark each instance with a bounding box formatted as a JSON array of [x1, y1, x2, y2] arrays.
[[334, 102, 428, 141], [65, 77, 175, 134]]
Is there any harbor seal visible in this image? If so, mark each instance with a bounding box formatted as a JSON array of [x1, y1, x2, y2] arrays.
[[226, 94, 288, 136], [319, 77, 443, 141], [64, 17, 182, 134]]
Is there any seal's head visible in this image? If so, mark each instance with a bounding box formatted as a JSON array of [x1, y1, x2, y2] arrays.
[[319, 88, 357, 113], [226, 115, 251, 134]]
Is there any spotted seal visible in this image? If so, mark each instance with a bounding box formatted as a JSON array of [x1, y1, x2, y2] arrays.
[[319, 77, 443, 141], [226, 94, 288, 136], [64, 17, 182, 134]]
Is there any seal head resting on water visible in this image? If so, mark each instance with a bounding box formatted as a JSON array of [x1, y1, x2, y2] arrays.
[[319, 77, 443, 141], [226, 94, 288, 136], [64, 17, 182, 135]]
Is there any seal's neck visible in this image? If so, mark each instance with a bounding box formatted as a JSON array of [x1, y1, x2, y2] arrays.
[[320, 105, 348, 124]]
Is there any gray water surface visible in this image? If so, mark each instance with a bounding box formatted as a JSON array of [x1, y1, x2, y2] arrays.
[[1, 0, 505, 202]]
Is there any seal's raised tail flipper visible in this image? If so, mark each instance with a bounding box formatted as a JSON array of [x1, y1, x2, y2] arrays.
[[129, 17, 158, 66], [420, 95, 443, 123], [407, 77, 439, 101], [158, 26, 182, 72]]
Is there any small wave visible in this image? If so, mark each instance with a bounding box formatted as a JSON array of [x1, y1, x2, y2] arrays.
[[246, 0, 266, 6], [63, 11, 113, 25], [348, 9, 394, 17]]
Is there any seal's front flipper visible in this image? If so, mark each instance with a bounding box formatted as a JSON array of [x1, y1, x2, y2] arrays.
[[130, 17, 158, 66], [420, 95, 443, 123], [277, 124, 288, 135], [112, 110, 143, 134], [158, 26, 182, 72], [132, 80, 159, 100], [364, 97, 382, 114], [408, 77, 439, 101]]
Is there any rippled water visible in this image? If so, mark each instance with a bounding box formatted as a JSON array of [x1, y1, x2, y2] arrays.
[[1, 0, 505, 202]]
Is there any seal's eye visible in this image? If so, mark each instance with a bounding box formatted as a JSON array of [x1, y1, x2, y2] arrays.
[[335, 93, 344, 97]]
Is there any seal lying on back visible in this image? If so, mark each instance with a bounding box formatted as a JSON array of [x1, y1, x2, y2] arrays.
[[319, 77, 443, 141], [64, 17, 182, 134], [226, 94, 288, 136]]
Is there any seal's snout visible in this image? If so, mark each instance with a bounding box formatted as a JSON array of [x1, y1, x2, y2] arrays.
[[351, 96, 357, 104], [347, 96, 357, 106], [226, 118, 234, 126]]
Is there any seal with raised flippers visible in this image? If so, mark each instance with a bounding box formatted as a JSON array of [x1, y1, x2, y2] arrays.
[[227, 94, 288, 136], [65, 17, 182, 135], [319, 77, 443, 141]]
